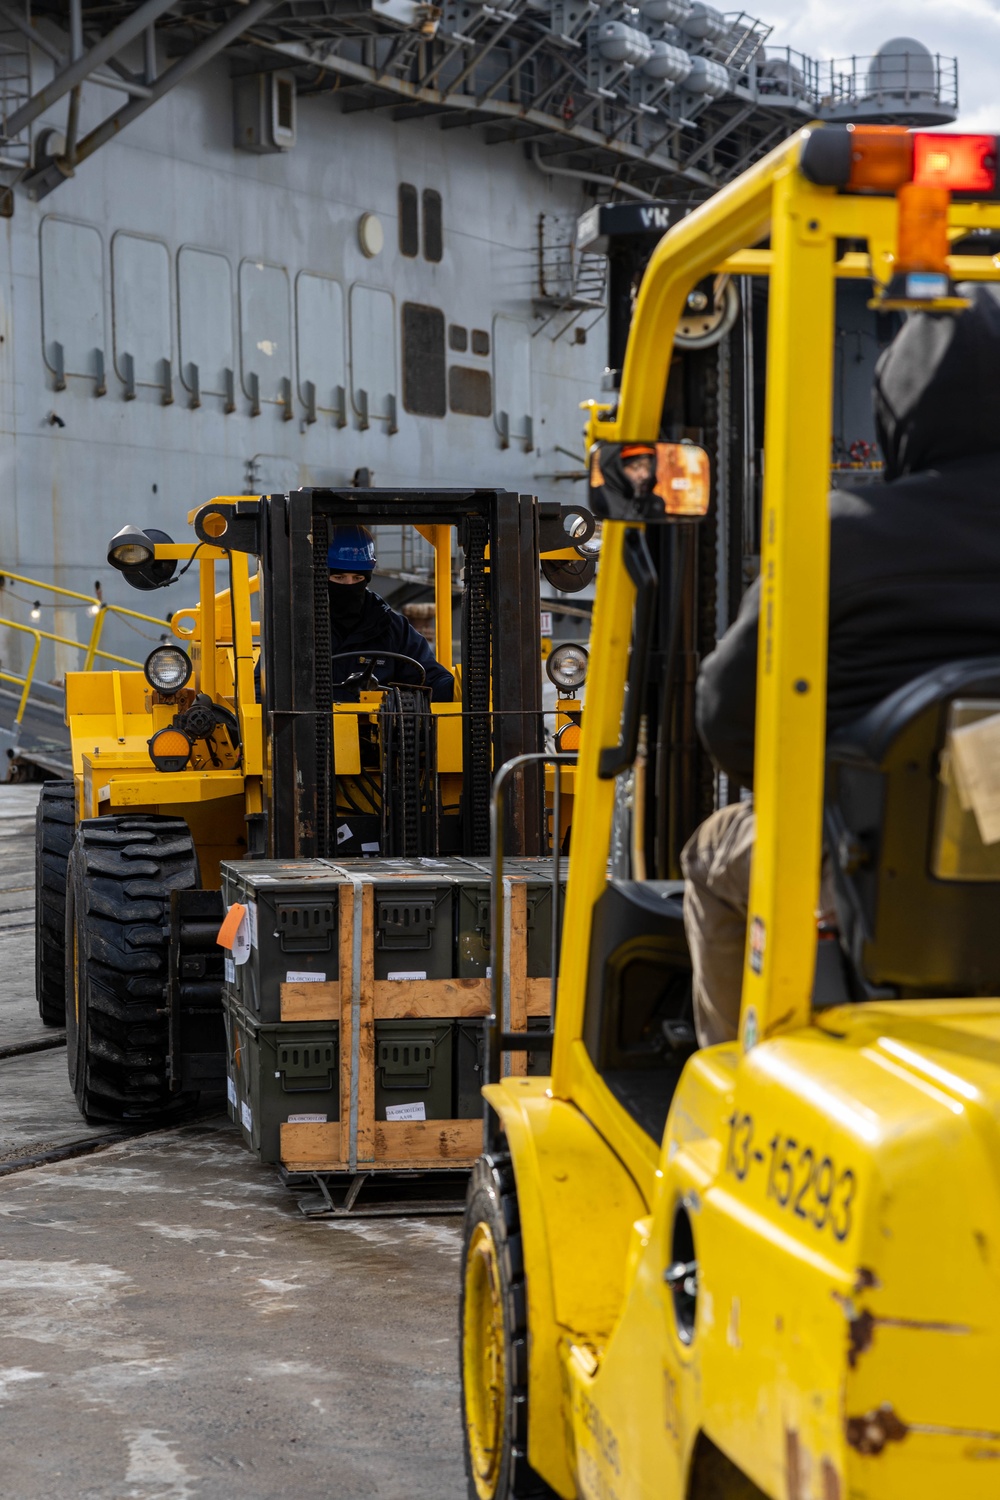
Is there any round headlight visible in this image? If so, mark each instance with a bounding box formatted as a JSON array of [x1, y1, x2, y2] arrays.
[[145, 645, 192, 695], [546, 643, 589, 692], [112, 541, 153, 565], [574, 518, 602, 559], [148, 726, 192, 773]]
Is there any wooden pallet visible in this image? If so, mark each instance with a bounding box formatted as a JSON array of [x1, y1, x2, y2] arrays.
[[279, 880, 551, 1173]]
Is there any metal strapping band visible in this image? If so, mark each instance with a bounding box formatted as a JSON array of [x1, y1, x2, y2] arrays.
[[501, 875, 512, 1080], [349, 874, 364, 1172]]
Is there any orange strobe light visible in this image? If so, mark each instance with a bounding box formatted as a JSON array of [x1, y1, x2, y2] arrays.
[[845, 125, 913, 191], [149, 726, 193, 773]]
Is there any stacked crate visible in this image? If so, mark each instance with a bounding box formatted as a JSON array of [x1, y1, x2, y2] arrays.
[[220, 856, 564, 1174]]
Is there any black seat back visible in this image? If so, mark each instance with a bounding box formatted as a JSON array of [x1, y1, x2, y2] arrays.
[[826, 658, 1000, 995]]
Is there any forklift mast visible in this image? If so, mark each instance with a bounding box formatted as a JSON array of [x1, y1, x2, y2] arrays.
[[255, 488, 546, 862]]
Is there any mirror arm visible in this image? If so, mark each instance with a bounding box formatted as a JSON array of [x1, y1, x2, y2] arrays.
[[598, 527, 657, 781]]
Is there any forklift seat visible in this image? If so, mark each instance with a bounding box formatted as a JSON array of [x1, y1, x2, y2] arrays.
[[825, 657, 1000, 997]]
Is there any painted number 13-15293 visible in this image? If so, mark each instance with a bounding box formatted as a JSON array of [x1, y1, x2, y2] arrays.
[[725, 1110, 856, 1243]]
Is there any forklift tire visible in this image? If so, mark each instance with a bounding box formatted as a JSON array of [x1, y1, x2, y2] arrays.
[[34, 780, 76, 1026], [65, 815, 199, 1122], [460, 1155, 555, 1500]]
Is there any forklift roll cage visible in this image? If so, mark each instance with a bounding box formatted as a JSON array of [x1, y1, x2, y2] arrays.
[[548, 126, 1000, 1190]]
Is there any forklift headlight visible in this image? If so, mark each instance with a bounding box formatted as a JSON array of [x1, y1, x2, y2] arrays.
[[106, 526, 177, 591], [569, 519, 602, 561], [148, 726, 193, 773], [546, 643, 589, 692], [144, 645, 192, 695]]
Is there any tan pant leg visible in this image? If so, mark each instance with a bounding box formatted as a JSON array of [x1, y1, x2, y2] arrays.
[[681, 801, 756, 1047]]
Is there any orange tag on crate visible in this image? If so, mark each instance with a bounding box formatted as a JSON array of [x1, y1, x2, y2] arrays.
[[217, 903, 247, 950]]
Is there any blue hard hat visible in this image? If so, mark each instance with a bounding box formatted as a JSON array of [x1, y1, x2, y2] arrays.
[[327, 524, 376, 572]]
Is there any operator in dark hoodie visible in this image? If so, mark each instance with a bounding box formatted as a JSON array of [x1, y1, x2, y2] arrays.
[[327, 525, 454, 701], [683, 286, 1000, 1045]]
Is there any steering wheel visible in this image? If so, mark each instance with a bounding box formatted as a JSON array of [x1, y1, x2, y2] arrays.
[[331, 651, 427, 691]]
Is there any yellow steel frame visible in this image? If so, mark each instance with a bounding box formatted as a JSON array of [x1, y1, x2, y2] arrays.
[[0, 568, 166, 734], [475, 127, 1000, 1500]]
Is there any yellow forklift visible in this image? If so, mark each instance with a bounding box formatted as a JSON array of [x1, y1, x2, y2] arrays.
[[460, 125, 1000, 1497], [37, 488, 591, 1126]]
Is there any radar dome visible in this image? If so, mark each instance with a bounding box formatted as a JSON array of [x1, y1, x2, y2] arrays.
[[866, 37, 936, 100]]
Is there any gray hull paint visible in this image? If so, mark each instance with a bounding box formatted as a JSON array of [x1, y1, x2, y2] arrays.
[[0, 55, 601, 673]]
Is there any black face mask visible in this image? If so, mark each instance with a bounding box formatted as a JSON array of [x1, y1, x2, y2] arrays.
[[328, 578, 368, 633]]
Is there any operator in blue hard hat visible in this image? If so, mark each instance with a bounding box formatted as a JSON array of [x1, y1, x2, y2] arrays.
[[327, 525, 454, 701]]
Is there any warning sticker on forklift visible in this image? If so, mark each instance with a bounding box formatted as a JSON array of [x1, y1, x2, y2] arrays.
[[386, 971, 427, 981], [240, 1101, 252, 1132], [285, 971, 327, 983], [336, 823, 353, 845], [748, 915, 766, 975], [949, 712, 1000, 843], [385, 1102, 426, 1122]]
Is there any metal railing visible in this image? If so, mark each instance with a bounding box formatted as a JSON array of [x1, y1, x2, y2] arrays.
[[0, 569, 167, 745]]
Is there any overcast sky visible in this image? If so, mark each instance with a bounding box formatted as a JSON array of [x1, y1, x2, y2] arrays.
[[757, 0, 1000, 129]]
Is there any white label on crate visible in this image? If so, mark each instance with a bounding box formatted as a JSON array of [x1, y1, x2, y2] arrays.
[[98, 784, 111, 802], [224, 955, 236, 985], [247, 900, 258, 950], [361, 842, 380, 853], [385, 1102, 426, 1122], [287, 1114, 327, 1124], [226, 1077, 237, 1108], [240, 1100, 252, 1132], [486, 966, 492, 979], [231, 907, 252, 966], [336, 823, 353, 845], [285, 970, 327, 983], [387, 970, 427, 981]]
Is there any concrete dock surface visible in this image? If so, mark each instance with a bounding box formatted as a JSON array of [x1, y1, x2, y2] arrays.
[[0, 787, 467, 1499]]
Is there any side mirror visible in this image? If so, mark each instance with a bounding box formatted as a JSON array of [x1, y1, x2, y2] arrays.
[[588, 441, 710, 523]]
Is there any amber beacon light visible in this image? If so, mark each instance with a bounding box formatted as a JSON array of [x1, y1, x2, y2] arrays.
[[800, 126, 1000, 309], [148, 726, 193, 773]]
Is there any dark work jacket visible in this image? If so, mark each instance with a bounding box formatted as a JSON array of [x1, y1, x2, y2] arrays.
[[697, 286, 1000, 788], [331, 590, 454, 702]]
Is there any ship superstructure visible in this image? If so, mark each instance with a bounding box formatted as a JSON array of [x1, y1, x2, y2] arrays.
[[0, 1, 956, 680]]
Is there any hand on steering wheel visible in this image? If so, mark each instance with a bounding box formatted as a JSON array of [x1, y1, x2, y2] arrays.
[[330, 651, 427, 690]]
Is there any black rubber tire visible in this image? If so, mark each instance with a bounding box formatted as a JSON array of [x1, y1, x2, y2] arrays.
[[460, 1155, 555, 1500], [65, 814, 199, 1122], [34, 780, 76, 1025]]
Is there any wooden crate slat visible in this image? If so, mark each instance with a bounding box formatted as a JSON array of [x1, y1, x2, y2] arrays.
[[280, 979, 341, 1021], [373, 977, 491, 1019], [375, 1117, 482, 1162], [356, 882, 376, 1164], [280, 1120, 343, 1167], [338, 885, 355, 1143], [507, 881, 528, 1077]]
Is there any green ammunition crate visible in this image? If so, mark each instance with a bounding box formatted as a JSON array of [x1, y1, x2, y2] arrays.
[[221, 860, 341, 1023], [373, 883, 454, 981], [456, 875, 566, 979], [455, 1016, 550, 1117], [224, 999, 339, 1164], [374, 1019, 453, 1121]]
